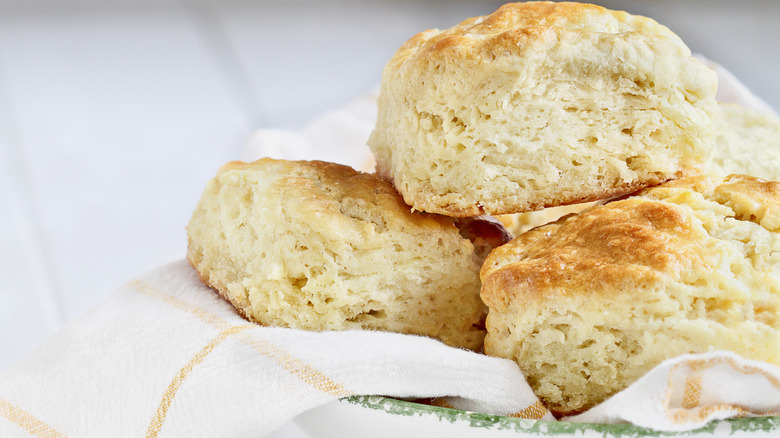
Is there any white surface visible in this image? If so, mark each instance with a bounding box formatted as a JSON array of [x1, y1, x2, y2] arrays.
[[0, 1, 779, 436], [0, 3, 250, 372]]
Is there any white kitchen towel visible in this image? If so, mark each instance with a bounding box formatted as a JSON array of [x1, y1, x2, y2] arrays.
[[0, 261, 550, 438], [565, 352, 780, 430]]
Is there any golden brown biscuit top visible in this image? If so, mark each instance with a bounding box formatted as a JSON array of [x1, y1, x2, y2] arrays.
[[218, 159, 511, 248], [218, 158, 452, 233], [391, 1, 678, 69], [480, 174, 780, 312]]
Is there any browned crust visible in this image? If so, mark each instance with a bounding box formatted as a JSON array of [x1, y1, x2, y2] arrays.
[[480, 198, 703, 311], [224, 158, 468, 231], [403, 172, 681, 218], [480, 173, 780, 311], [391, 2, 634, 69]]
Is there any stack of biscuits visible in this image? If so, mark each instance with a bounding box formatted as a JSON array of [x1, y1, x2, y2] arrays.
[[188, 2, 780, 417]]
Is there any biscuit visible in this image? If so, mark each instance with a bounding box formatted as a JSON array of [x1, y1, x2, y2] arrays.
[[708, 103, 780, 180], [480, 174, 780, 416], [368, 1, 718, 216], [187, 158, 506, 350]]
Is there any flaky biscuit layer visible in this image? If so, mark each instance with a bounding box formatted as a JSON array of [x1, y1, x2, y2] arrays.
[[369, 1, 717, 216]]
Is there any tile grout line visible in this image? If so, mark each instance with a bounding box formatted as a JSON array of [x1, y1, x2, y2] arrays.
[[187, 0, 269, 130], [0, 47, 64, 331]]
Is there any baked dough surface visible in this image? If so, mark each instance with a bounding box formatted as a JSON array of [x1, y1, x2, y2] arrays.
[[481, 174, 780, 415], [188, 158, 501, 350], [369, 1, 717, 216]]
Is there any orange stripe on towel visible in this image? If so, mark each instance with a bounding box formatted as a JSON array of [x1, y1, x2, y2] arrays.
[[665, 356, 780, 424], [145, 324, 254, 438], [238, 334, 352, 397], [129, 279, 231, 330], [430, 398, 456, 409], [0, 398, 67, 438], [681, 375, 702, 409], [508, 400, 550, 420]]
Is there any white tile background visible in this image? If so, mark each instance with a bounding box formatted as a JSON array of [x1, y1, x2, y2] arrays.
[[0, 0, 777, 434]]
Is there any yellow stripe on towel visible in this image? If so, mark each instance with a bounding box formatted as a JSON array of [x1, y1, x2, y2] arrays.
[[508, 400, 550, 420], [238, 333, 352, 397], [665, 356, 780, 424], [145, 324, 254, 438], [682, 375, 702, 409], [0, 398, 67, 438], [129, 279, 231, 330]]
